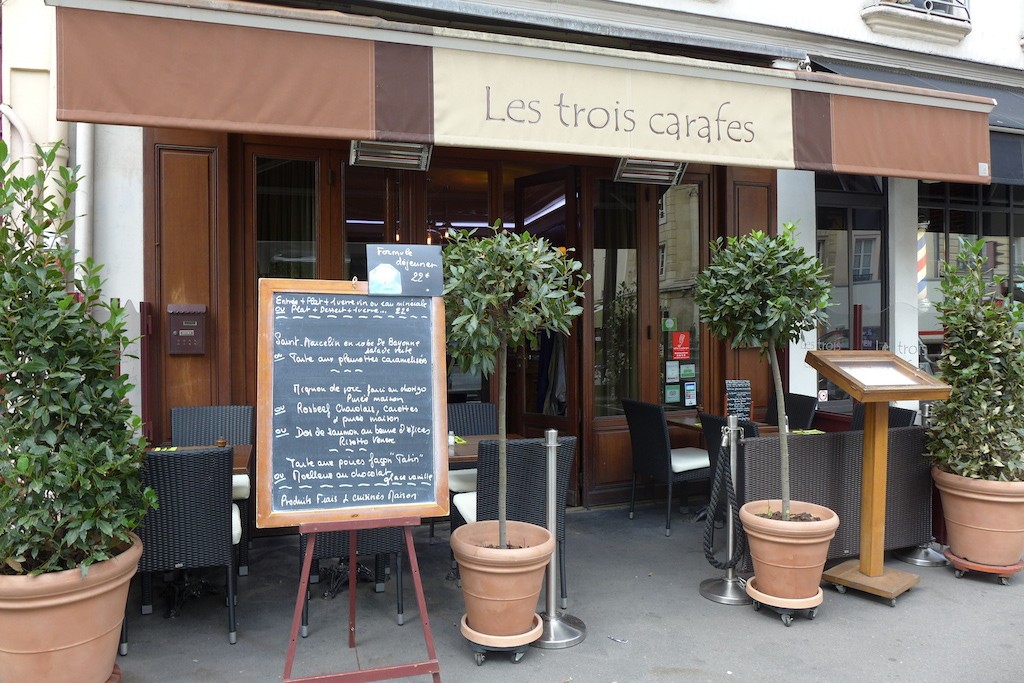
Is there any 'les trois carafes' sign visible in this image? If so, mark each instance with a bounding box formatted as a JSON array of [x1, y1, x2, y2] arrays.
[[432, 49, 795, 168]]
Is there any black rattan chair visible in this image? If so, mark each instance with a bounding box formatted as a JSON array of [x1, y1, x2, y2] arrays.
[[622, 398, 710, 537], [433, 402, 500, 543], [298, 528, 405, 636], [763, 392, 819, 431], [452, 436, 577, 609], [127, 446, 239, 649], [850, 402, 918, 430], [170, 405, 254, 575]]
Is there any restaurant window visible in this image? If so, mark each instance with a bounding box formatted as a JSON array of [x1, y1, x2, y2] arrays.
[[815, 174, 887, 402], [658, 183, 703, 411], [593, 180, 639, 417], [255, 156, 318, 280], [917, 182, 1024, 374], [427, 163, 493, 403]]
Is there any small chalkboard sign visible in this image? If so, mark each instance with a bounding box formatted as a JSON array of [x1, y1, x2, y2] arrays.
[[725, 379, 752, 419], [366, 244, 443, 297], [256, 278, 449, 528]]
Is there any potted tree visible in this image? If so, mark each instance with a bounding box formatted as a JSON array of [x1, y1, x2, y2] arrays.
[[444, 222, 587, 645], [695, 223, 839, 605], [0, 142, 155, 683], [927, 238, 1024, 574]]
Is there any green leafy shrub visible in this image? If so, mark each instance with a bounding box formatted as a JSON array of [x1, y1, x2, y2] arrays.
[[695, 223, 831, 518], [0, 141, 156, 575], [443, 222, 588, 547], [927, 238, 1024, 482]]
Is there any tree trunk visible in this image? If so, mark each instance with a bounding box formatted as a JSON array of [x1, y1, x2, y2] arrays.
[[767, 341, 790, 519], [497, 338, 508, 549]]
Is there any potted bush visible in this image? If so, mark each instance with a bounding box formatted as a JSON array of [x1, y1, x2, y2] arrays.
[[0, 141, 155, 683], [927, 238, 1024, 571], [695, 223, 838, 604], [443, 221, 587, 645]]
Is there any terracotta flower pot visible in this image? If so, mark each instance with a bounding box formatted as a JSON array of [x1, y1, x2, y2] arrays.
[[933, 467, 1024, 567], [450, 520, 554, 642], [740, 500, 839, 600], [0, 534, 142, 683]]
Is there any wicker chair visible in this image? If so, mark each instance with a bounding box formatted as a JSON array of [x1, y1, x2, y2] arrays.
[[850, 402, 918, 430], [433, 402, 500, 544], [739, 426, 932, 569], [298, 528, 405, 636], [126, 446, 240, 650], [451, 436, 577, 609], [763, 392, 819, 431], [170, 405, 255, 575], [622, 398, 710, 537]]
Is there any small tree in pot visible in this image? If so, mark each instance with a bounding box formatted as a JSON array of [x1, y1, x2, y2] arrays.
[[695, 223, 838, 604], [927, 238, 1024, 569], [443, 221, 587, 641], [0, 142, 156, 683]]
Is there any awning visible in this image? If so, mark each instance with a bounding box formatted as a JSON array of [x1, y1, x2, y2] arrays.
[[814, 58, 1024, 184], [48, 0, 995, 184]]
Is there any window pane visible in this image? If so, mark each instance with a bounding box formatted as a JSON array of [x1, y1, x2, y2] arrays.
[[344, 166, 389, 281], [658, 183, 702, 410], [256, 157, 317, 279], [593, 181, 638, 417]]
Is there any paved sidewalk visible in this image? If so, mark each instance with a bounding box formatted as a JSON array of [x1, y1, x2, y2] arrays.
[[117, 504, 1021, 683]]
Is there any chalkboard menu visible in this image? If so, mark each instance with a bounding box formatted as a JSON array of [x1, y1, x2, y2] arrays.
[[725, 379, 752, 419], [256, 279, 449, 528]]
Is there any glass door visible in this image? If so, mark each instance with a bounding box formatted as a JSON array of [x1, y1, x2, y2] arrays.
[[512, 168, 579, 436]]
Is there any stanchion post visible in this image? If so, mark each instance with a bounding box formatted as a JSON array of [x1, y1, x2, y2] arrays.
[[532, 428, 587, 649], [700, 414, 753, 605]]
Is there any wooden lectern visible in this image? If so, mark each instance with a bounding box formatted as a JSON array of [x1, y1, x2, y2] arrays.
[[805, 350, 951, 605]]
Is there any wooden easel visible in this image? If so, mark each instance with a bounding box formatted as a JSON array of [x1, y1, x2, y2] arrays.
[[806, 351, 950, 605], [282, 517, 441, 683]]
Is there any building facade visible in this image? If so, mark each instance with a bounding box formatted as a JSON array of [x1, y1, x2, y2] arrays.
[[4, 0, 1021, 511]]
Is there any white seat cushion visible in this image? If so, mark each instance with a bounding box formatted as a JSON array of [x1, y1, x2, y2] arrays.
[[448, 468, 477, 494], [452, 491, 477, 524], [232, 474, 251, 500], [670, 447, 710, 474], [231, 503, 242, 545]]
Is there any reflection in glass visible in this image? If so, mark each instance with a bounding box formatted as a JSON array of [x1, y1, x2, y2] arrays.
[[255, 157, 317, 279], [593, 181, 638, 417], [657, 184, 702, 410], [519, 173, 570, 416], [344, 166, 390, 281]]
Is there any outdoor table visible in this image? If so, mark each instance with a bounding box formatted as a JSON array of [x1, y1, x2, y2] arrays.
[[666, 415, 779, 445], [149, 444, 251, 476], [448, 434, 523, 466]]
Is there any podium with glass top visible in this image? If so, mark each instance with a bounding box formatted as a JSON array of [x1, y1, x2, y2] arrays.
[[805, 350, 951, 605]]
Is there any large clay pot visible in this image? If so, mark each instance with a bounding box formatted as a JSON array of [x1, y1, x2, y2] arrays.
[[0, 534, 142, 683], [450, 520, 554, 642], [740, 500, 839, 600], [932, 467, 1024, 567]]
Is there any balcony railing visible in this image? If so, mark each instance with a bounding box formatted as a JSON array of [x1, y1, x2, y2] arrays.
[[862, 0, 972, 44], [878, 0, 970, 23]]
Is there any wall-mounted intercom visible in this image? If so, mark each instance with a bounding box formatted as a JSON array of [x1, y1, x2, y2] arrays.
[[167, 304, 207, 355]]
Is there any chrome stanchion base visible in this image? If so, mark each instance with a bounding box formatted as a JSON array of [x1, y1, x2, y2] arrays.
[[700, 575, 753, 605], [895, 543, 948, 567], [531, 612, 586, 649]]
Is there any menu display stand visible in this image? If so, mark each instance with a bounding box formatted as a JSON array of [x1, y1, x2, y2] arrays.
[[257, 276, 449, 681], [805, 350, 950, 605], [282, 518, 441, 683]]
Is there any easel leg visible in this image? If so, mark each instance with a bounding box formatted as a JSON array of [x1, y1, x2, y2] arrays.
[[405, 526, 441, 682], [284, 532, 318, 681], [348, 530, 358, 648]]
